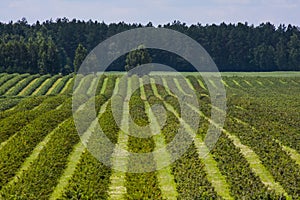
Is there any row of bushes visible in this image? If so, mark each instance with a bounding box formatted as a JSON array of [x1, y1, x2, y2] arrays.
[[0, 95, 67, 143], [5, 74, 40, 96], [0, 98, 73, 191]]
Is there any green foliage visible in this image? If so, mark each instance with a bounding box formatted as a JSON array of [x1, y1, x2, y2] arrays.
[[0, 98, 72, 191], [0, 73, 29, 95], [0, 21, 300, 73], [0, 74, 298, 199], [0, 95, 67, 143], [125, 45, 152, 76], [0, 97, 21, 111], [73, 44, 87, 73], [21, 74, 51, 96], [50, 73, 73, 95], [5, 74, 40, 96]]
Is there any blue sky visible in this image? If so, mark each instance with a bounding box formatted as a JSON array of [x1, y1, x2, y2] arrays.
[[0, 0, 299, 26]]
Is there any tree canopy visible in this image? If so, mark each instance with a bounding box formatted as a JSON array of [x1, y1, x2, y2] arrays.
[[0, 18, 300, 74], [125, 45, 152, 76]]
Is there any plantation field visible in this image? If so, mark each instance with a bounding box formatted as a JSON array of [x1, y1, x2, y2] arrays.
[[0, 72, 299, 199]]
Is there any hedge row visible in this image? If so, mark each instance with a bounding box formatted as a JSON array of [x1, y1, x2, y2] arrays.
[[34, 74, 62, 95], [0, 73, 29, 95], [0, 95, 67, 143], [150, 79, 220, 199], [0, 98, 72, 190], [125, 76, 163, 199], [21, 74, 51, 96], [5, 74, 40, 96]]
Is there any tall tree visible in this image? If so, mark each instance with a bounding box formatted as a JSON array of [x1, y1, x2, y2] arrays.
[[125, 44, 152, 76], [288, 33, 300, 70], [73, 43, 87, 73], [275, 38, 288, 70]]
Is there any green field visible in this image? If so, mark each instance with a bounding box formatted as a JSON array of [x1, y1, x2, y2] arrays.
[[0, 72, 299, 199]]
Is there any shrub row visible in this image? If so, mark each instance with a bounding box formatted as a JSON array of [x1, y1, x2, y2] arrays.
[[0, 73, 17, 86], [148, 80, 220, 199], [0, 97, 21, 112], [21, 74, 51, 96], [0, 73, 29, 95], [125, 76, 163, 199], [35, 74, 62, 95], [49, 73, 73, 95], [5, 74, 40, 96], [63, 99, 119, 199], [0, 98, 72, 190], [0, 95, 67, 143]]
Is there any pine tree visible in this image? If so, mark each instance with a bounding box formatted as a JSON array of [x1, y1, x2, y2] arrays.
[[125, 45, 152, 76], [73, 44, 87, 73]]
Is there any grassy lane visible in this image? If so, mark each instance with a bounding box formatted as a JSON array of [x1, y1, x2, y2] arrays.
[[124, 76, 163, 199], [108, 77, 129, 200], [60, 77, 117, 199], [51, 77, 116, 199], [141, 77, 178, 200], [152, 77, 232, 199]]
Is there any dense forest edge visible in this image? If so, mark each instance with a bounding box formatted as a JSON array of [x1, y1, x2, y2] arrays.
[[1, 18, 300, 74]]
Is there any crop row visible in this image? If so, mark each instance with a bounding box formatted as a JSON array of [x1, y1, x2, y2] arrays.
[[0, 73, 17, 86], [62, 77, 119, 199], [0, 73, 30, 95], [5, 74, 40, 96], [0, 97, 21, 112], [34, 74, 62, 95], [147, 79, 220, 199], [0, 95, 67, 144], [0, 98, 72, 191], [48, 74, 73, 95], [125, 75, 163, 199], [20, 74, 51, 96]]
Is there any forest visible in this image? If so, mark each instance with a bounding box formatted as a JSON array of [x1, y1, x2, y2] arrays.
[[0, 18, 300, 74]]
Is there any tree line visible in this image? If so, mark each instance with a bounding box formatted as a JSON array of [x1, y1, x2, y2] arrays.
[[0, 18, 300, 74]]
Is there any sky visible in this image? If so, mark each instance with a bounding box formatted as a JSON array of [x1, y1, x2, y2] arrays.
[[0, 0, 299, 26]]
